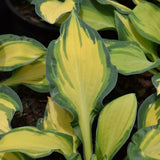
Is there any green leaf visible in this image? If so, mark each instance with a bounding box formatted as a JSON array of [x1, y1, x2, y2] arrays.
[[128, 126, 160, 160], [0, 152, 31, 160], [38, 97, 79, 152], [115, 11, 158, 61], [0, 127, 75, 159], [78, 0, 115, 30], [0, 56, 49, 93], [129, 1, 160, 44], [32, 0, 80, 24], [46, 11, 117, 160], [0, 85, 23, 135], [152, 73, 160, 95], [105, 40, 160, 75], [0, 34, 46, 71], [97, 0, 131, 14], [132, 0, 144, 5], [138, 93, 160, 129], [96, 94, 137, 160]]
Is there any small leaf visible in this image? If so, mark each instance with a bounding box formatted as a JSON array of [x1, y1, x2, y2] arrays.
[[128, 126, 160, 160], [0, 85, 23, 134], [129, 1, 160, 44], [96, 94, 137, 160], [39, 97, 79, 152], [32, 0, 79, 24], [0, 127, 74, 159], [115, 11, 158, 60], [0, 56, 49, 93], [97, 0, 131, 14], [0, 34, 46, 71], [0, 152, 31, 160], [152, 73, 160, 95], [132, 0, 145, 5], [138, 93, 160, 129], [106, 40, 160, 75], [78, 0, 115, 30]]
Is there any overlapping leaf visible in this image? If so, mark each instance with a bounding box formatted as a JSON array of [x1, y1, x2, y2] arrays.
[[38, 97, 79, 152], [129, 1, 160, 44], [0, 127, 75, 159], [128, 126, 160, 160], [138, 93, 160, 129], [0, 152, 31, 160], [32, 0, 80, 24], [0, 34, 46, 71], [152, 73, 160, 95], [96, 94, 137, 160], [46, 10, 117, 160], [0, 86, 27, 160], [0, 85, 23, 134], [0, 56, 49, 93], [104, 40, 160, 75], [97, 0, 131, 14], [78, 0, 115, 30], [115, 11, 158, 61]]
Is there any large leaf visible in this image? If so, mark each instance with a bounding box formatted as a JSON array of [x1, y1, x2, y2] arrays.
[[97, 0, 131, 14], [96, 94, 137, 160], [46, 11, 117, 160], [0, 34, 46, 71], [115, 11, 158, 61], [152, 73, 160, 95], [38, 97, 79, 152], [0, 85, 23, 135], [129, 1, 160, 44], [0, 127, 75, 159], [78, 0, 115, 30], [32, 0, 80, 24], [105, 40, 160, 75], [0, 56, 48, 93], [128, 126, 160, 160], [138, 93, 160, 129]]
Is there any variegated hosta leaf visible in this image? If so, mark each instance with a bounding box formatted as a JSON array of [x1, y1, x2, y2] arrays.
[[128, 126, 160, 160], [32, 0, 80, 24], [96, 94, 137, 160], [129, 1, 160, 44], [0, 56, 49, 93], [46, 11, 117, 160], [97, 0, 131, 14], [152, 73, 160, 95], [0, 34, 46, 71], [0, 152, 31, 160], [105, 40, 160, 75], [78, 0, 115, 30], [38, 97, 79, 152], [115, 11, 158, 61], [0, 85, 23, 135], [0, 127, 75, 159], [138, 93, 160, 129]]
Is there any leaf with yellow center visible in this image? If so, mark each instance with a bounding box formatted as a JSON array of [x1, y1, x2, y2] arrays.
[[38, 97, 79, 152], [32, 0, 79, 24], [128, 126, 160, 160], [0, 34, 46, 71], [46, 10, 117, 160], [138, 93, 160, 129]]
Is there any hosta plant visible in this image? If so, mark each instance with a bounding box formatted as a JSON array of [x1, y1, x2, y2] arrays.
[[0, 11, 139, 160]]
